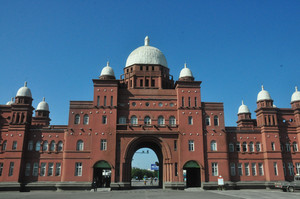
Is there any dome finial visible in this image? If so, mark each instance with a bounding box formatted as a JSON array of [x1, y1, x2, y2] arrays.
[[144, 36, 149, 46], [42, 97, 45, 101], [24, 81, 27, 87], [242, 100, 244, 105], [261, 85, 264, 90], [107, 61, 110, 67], [184, 62, 187, 68], [296, 86, 298, 92]]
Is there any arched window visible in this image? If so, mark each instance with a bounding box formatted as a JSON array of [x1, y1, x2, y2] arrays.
[[214, 116, 219, 126], [130, 115, 138, 125], [76, 140, 84, 151], [74, 114, 80, 124], [293, 142, 298, 152], [210, 140, 217, 151], [2, 140, 7, 151], [43, 141, 48, 151], [229, 143, 234, 152], [35, 141, 41, 151], [169, 116, 176, 126], [50, 141, 56, 151], [144, 116, 151, 125], [242, 142, 247, 152], [205, 116, 210, 126], [286, 142, 291, 152], [158, 116, 165, 126], [249, 142, 254, 152], [256, 142, 261, 152], [28, 140, 33, 151], [25, 163, 31, 177], [83, 114, 89, 125], [236, 142, 241, 152], [119, 116, 126, 124], [57, 141, 63, 151]]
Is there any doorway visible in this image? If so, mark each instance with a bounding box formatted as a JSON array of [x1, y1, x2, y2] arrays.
[[93, 160, 111, 188], [183, 161, 201, 187]]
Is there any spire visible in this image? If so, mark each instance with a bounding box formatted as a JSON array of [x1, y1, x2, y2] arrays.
[[24, 81, 27, 87], [144, 36, 149, 46]]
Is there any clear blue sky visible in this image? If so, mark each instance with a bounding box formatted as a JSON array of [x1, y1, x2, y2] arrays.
[[1, 1, 300, 169]]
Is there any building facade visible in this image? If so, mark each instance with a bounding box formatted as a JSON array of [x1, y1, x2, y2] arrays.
[[0, 37, 300, 190]]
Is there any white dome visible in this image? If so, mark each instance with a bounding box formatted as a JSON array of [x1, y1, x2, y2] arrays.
[[125, 36, 168, 68], [100, 62, 115, 77], [179, 63, 193, 78], [6, 97, 14, 105], [238, 100, 250, 114], [257, 85, 271, 101], [16, 82, 32, 98], [291, 86, 300, 103], [36, 97, 49, 111]]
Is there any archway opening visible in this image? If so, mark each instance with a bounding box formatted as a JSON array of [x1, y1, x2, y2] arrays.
[[183, 161, 201, 188], [93, 160, 111, 188]]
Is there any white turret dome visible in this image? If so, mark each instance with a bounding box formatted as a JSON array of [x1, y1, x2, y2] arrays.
[[179, 63, 193, 78], [257, 85, 271, 101], [36, 97, 49, 111], [291, 86, 300, 103], [100, 61, 115, 77], [16, 82, 32, 98], [6, 97, 14, 105], [125, 36, 168, 68], [238, 100, 250, 114]]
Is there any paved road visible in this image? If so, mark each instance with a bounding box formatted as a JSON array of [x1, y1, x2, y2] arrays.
[[0, 189, 300, 199]]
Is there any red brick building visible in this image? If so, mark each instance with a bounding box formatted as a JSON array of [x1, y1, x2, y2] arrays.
[[0, 37, 300, 190]]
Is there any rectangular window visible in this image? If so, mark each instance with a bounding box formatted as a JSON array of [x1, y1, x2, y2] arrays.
[[151, 79, 155, 87], [175, 163, 178, 176], [48, 163, 54, 176], [238, 163, 243, 176], [188, 140, 194, 151], [258, 163, 264, 176], [40, 163, 46, 176], [230, 163, 236, 176], [194, 97, 197, 107], [145, 79, 149, 87], [75, 162, 82, 176], [283, 162, 286, 176], [245, 163, 250, 176], [256, 143, 261, 152], [251, 163, 257, 176], [101, 139, 107, 151], [97, 96, 100, 106], [56, 163, 61, 176], [25, 163, 31, 177], [104, 96, 107, 106], [0, 163, 3, 176], [182, 97, 184, 107], [110, 96, 113, 106], [274, 162, 278, 176], [271, 142, 275, 151], [236, 143, 241, 152], [212, 163, 218, 176], [296, 163, 300, 175], [188, 116, 193, 125], [102, 115, 107, 124], [33, 162, 38, 176], [229, 143, 234, 152], [12, 141, 17, 150], [188, 97, 191, 107], [140, 79, 143, 87], [9, 162, 14, 176], [174, 140, 177, 151], [288, 162, 294, 176]]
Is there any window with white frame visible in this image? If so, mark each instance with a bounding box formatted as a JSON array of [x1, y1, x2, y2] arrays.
[[296, 163, 300, 175], [83, 114, 89, 125], [48, 163, 54, 176], [50, 140, 55, 151], [33, 162, 38, 176], [236, 142, 241, 152], [57, 141, 63, 151], [256, 142, 261, 152], [245, 163, 250, 176], [242, 142, 247, 152], [25, 163, 30, 177], [144, 116, 151, 125], [75, 162, 82, 176], [280, 143, 284, 151], [258, 163, 264, 176], [214, 116, 219, 126], [35, 141, 41, 151], [74, 114, 80, 124], [28, 140, 33, 151], [43, 141, 48, 151], [158, 116, 165, 126], [101, 139, 107, 151], [238, 163, 243, 176], [210, 140, 217, 151], [12, 141, 17, 150], [0, 163, 3, 176], [40, 163, 46, 176], [251, 163, 257, 176], [130, 115, 138, 125], [230, 163, 236, 176], [288, 162, 294, 176], [56, 163, 61, 176], [286, 143, 291, 152], [249, 142, 254, 152], [274, 162, 278, 176], [188, 97, 191, 107], [188, 140, 194, 151], [229, 143, 234, 152], [9, 162, 14, 176], [119, 116, 126, 124], [271, 142, 275, 151], [169, 116, 176, 126], [212, 163, 218, 176], [102, 115, 107, 124], [76, 140, 84, 151], [188, 116, 193, 125], [2, 141, 7, 151], [205, 116, 210, 126], [293, 142, 298, 152]]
